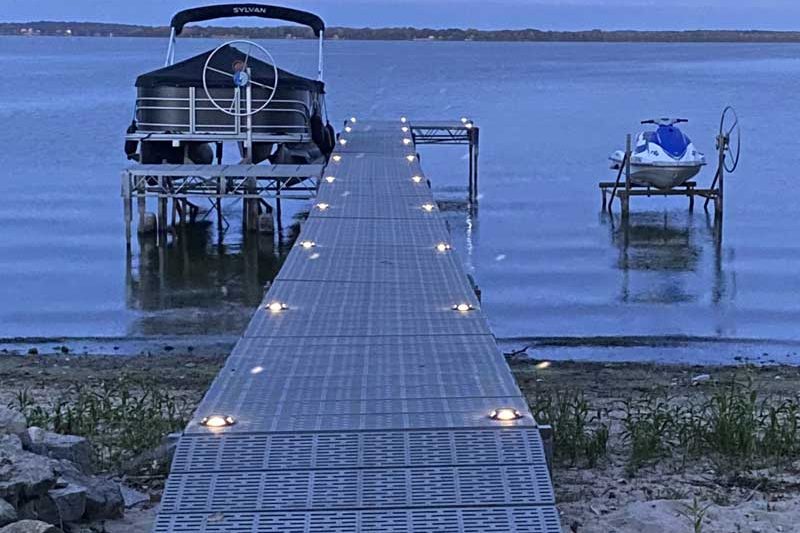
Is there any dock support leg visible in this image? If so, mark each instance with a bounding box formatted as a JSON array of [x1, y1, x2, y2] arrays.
[[157, 177, 168, 239], [244, 177, 258, 233], [122, 171, 132, 245], [217, 177, 224, 242], [622, 134, 632, 219], [276, 179, 283, 237], [136, 176, 149, 235], [468, 127, 479, 204]]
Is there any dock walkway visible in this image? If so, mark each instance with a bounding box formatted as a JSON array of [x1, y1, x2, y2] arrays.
[[153, 120, 560, 532]]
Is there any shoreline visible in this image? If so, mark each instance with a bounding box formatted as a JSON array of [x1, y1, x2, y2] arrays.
[[1, 348, 799, 532]]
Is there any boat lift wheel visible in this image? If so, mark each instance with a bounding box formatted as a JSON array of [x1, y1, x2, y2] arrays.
[[202, 39, 279, 117], [718, 105, 741, 173]]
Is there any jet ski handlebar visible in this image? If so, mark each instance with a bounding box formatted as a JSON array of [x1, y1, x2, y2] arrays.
[[641, 118, 689, 126]]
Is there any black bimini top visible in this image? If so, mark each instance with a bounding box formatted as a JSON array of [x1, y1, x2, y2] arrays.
[[135, 44, 324, 93], [171, 4, 325, 36]]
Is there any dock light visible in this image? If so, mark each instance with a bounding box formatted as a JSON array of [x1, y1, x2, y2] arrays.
[[436, 242, 451, 252], [200, 415, 236, 428], [411, 175, 423, 183], [299, 240, 316, 249], [465, 121, 474, 130], [324, 175, 336, 183], [460, 117, 469, 124], [401, 126, 409, 133], [406, 155, 416, 162], [250, 366, 264, 375], [489, 408, 522, 421], [452, 303, 474, 312], [400, 116, 408, 123], [421, 203, 435, 212], [535, 361, 551, 370], [315, 202, 330, 211], [266, 301, 288, 313], [344, 126, 352, 133], [332, 155, 342, 162], [339, 138, 348, 146], [349, 117, 357, 123], [403, 138, 412, 146]]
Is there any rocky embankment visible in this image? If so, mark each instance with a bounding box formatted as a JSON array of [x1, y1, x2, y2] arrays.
[[0, 406, 148, 533]]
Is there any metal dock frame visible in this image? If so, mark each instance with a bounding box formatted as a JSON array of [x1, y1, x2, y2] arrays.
[[121, 163, 323, 241], [151, 119, 560, 532], [411, 121, 480, 204]]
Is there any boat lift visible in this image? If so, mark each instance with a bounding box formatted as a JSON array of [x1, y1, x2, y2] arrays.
[[600, 106, 741, 219]]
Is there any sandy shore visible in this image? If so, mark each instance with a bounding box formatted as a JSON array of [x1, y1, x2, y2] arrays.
[[1, 347, 798, 532]]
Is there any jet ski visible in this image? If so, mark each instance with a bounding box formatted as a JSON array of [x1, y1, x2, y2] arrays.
[[610, 118, 706, 189]]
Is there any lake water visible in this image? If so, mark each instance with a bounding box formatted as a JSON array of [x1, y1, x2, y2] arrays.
[[1, 37, 799, 361]]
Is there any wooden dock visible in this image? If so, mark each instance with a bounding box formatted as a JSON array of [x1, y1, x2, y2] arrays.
[[152, 120, 560, 532]]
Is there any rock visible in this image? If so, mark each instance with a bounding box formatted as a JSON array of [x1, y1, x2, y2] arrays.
[[0, 520, 62, 533], [0, 499, 17, 527], [25, 430, 92, 474], [0, 448, 56, 503], [53, 463, 121, 520], [48, 485, 85, 523], [0, 436, 22, 454], [0, 408, 26, 438], [119, 485, 149, 509], [691, 373, 711, 385]]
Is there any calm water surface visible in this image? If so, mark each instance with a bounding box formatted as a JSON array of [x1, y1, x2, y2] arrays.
[[1, 37, 799, 358]]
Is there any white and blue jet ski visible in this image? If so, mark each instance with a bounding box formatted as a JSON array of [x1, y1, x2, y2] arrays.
[[610, 118, 706, 189]]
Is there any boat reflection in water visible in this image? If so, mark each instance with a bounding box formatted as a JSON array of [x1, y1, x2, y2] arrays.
[[124, 221, 296, 337], [605, 211, 729, 307]]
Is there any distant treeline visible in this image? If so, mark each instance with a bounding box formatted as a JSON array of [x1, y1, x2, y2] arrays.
[[4, 21, 800, 43]]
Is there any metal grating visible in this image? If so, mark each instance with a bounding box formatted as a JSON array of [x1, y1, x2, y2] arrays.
[[153, 121, 559, 532]]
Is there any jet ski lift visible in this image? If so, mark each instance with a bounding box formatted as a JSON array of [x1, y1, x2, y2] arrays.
[[600, 107, 741, 219]]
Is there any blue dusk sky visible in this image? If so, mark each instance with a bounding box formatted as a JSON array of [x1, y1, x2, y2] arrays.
[[4, 0, 800, 31]]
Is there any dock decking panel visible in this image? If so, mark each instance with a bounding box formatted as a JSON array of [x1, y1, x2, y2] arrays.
[[153, 121, 559, 532]]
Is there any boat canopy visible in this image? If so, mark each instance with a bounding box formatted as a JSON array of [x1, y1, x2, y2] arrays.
[[135, 44, 325, 92], [170, 4, 325, 36]]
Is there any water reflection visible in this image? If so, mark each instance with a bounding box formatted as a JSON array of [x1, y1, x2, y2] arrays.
[[604, 211, 729, 306], [125, 222, 296, 336]]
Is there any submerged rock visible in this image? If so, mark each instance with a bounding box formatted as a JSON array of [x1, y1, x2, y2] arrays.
[[24, 430, 92, 474]]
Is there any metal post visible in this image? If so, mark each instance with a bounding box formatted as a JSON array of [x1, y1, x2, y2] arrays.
[[622, 134, 631, 218], [216, 143, 224, 242], [122, 171, 132, 245], [716, 134, 725, 219], [136, 176, 147, 235], [276, 179, 283, 237], [164, 28, 176, 66], [317, 31, 324, 81]]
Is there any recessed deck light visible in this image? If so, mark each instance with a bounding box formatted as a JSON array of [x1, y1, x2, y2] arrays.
[[332, 155, 342, 162], [535, 361, 551, 370], [406, 155, 416, 162], [489, 408, 522, 421], [465, 121, 474, 130], [452, 303, 474, 312], [344, 126, 352, 133], [299, 240, 316, 249], [200, 415, 236, 428], [339, 138, 347, 146], [250, 366, 264, 375], [421, 203, 435, 212], [460, 117, 469, 124], [349, 117, 357, 123], [402, 138, 412, 146], [436, 242, 451, 252], [400, 116, 408, 123], [324, 175, 336, 183], [401, 126, 409, 133], [411, 175, 423, 183], [315, 203, 330, 211], [266, 301, 288, 313]]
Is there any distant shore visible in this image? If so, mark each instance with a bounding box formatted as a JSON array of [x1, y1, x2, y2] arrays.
[[4, 22, 800, 43]]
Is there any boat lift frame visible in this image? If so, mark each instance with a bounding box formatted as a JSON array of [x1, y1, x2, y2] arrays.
[[600, 131, 728, 218]]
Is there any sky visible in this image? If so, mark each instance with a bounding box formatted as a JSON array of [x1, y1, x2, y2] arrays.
[[4, 0, 800, 31]]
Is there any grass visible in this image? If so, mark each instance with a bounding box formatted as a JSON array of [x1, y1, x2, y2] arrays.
[[527, 376, 800, 475], [9, 376, 193, 474], [528, 389, 610, 467]]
